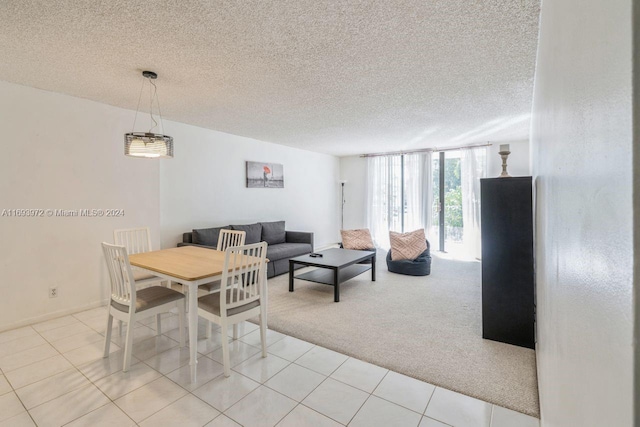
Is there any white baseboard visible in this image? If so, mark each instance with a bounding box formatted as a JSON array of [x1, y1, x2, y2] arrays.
[[0, 299, 110, 333]]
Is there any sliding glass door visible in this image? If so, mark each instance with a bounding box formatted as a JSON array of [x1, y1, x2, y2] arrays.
[[431, 148, 486, 255], [443, 150, 463, 252], [431, 151, 463, 253], [367, 146, 485, 256]]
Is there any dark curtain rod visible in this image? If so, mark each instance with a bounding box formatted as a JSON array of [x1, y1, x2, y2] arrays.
[[359, 142, 492, 158]]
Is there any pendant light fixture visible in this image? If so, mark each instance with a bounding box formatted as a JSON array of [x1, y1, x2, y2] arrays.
[[124, 71, 173, 158]]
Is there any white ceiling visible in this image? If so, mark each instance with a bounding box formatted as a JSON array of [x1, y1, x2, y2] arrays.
[[0, 1, 540, 157]]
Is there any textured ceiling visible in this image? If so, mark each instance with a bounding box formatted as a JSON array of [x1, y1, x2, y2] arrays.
[[0, 0, 540, 156]]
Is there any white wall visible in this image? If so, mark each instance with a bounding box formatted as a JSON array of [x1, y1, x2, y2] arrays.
[[339, 142, 531, 232], [339, 156, 368, 230], [530, 0, 633, 425], [0, 80, 341, 332], [0, 80, 160, 331], [159, 127, 341, 250]]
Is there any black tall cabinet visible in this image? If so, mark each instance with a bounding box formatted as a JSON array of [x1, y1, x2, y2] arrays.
[[480, 177, 534, 349]]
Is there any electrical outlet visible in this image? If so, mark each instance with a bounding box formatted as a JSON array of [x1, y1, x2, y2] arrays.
[[49, 287, 58, 298]]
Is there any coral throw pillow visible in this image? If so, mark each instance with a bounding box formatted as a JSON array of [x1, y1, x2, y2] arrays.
[[341, 229, 374, 250], [390, 229, 428, 261]]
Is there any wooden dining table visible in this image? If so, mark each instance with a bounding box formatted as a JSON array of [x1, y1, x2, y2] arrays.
[[129, 245, 268, 382]]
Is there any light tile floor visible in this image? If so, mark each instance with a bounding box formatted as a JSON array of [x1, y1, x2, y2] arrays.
[[0, 308, 540, 427]]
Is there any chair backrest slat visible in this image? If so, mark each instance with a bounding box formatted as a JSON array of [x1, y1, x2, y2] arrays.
[[114, 227, 152, 255], [217, 229, 247, 251], [220, 242, 267, 312], [102, 242, 136, 309]]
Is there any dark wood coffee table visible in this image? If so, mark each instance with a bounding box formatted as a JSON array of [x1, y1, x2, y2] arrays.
[[289, 248, 376, 302]]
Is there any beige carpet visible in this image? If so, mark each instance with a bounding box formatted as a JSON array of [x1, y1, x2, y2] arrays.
[[261, 251, 539, 417]]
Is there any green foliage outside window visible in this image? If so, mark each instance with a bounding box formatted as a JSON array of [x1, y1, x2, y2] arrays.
[[432, 157, 464, 241], [445, 158, 463, 234]]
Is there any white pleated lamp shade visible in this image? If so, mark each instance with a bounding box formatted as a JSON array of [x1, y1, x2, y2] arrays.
[[124, 133, 173, 158]]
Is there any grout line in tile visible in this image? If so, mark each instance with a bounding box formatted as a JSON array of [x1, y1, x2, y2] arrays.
[[13, 390, 30, 422], [76, 319, 108, 336], [59, 401, 128, 427], [14, 366, 85, 408], [426, 410, 455, 427], [220, 384, 294, 426], [269, 395, 300, 426], [489, 404, 495, 427], [3, 330, 64, 379], [326, 369, 385, 396], [0, 327, 39, 346], [293, 345, 316, 363], [362, 369, 435, 418], [347, 391, 374, 426], [25, 411, 38, 426], [132, 380, 189, 426], [260, 369, 316, 403], [423, 384, 438, 415], [39, 324, 90, 344], [277, 373, 336, 421], [371, 369, 390, 394], [299, 402, 348, 426]]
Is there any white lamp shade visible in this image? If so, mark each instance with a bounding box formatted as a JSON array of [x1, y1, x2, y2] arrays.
[[125, 133, 173, 158]]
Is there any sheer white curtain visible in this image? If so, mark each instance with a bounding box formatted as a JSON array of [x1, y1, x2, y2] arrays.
[[366, 153, 432, 249], [460, 147, 487, 259], [366, 155, 401, 249], [404, 153, 432, 236]]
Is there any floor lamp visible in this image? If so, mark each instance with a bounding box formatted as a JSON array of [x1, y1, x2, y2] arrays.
[[339, 180, 347, 230]]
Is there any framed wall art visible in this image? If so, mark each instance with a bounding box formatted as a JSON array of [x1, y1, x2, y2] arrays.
[[246, 161, 284, 188]]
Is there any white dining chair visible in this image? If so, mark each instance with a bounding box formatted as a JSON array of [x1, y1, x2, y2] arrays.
[[114, 227, 167, 334], [198, 242, 268, 377], [201, 229, 247, 339], [200, 229, 247, 292], [113, 227, 163, 282], [216, 229, 246, 252], [102, 242, 186, 372]]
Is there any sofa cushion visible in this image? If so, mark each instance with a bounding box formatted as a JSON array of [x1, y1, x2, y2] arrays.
[[260, 221, 286, 245], [192, 226, 230, 247], [231, 223, 262, 244], [267, 243, 312, 261], [341, 229, 375, 250], [390, 229, 428, 261]]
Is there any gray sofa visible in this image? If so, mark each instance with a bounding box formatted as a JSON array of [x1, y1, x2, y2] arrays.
[[178, 221, 313, 278]]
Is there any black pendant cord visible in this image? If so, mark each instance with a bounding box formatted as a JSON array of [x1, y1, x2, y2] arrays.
[[131, 76, 146, 133], [131, 71, 165, 136], [148, 78, 158, 133], [150, 78, 165, 136]]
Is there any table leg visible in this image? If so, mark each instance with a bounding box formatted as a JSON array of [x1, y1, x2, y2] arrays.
[[188, 282, 198, 382], [372, 254, 376, 281], [289, 261, 295, 292], [334, 268, 340, 302]]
